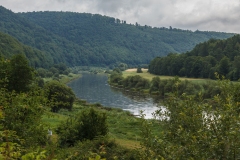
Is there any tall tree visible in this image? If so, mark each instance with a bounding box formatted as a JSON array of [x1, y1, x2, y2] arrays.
[[7, 54, 34, 93], [218, 56, 230, 77], [44, 80, 75, 112]]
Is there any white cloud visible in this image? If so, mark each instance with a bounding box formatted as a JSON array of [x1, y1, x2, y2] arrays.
[[1, 0, 240, 33]]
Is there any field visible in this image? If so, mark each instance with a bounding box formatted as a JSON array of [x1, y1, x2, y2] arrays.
[[123, 68, 211, 83]]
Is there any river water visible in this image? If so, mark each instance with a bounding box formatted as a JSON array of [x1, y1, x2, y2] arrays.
[[67, 72, 160, 119]]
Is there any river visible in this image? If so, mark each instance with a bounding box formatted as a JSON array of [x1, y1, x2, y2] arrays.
[[67, 72, 160, 119]]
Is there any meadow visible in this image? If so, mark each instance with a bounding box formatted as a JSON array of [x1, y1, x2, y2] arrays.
[[123, 68, 212, 84]]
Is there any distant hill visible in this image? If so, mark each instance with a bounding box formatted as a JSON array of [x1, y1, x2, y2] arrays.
[[0, 31, 50, 67], [0, 6, 94, 67], [0, 6, 235, 67], [148, 34, 240, 80]]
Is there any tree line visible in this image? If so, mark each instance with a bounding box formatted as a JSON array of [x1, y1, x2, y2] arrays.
[[109, 68, 221, 100], [149, 35, 240, 80]]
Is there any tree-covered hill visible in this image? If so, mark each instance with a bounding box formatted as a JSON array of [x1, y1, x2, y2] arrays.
[[18, 11, 235, 66], [0, 6, 96, 67], [148, 34, 240, 80], [0, 31, 50, 67], [0, 5, 235, 67]]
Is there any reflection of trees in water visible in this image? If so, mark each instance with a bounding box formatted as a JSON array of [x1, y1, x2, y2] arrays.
[[110, 86, 162, 105]]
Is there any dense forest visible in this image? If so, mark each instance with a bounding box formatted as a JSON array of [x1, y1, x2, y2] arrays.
[[0, 5, 235, 68], [0, 32, 50, 68], [148, 34, 240, 80]]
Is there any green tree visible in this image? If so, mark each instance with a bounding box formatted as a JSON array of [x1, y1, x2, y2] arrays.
[[150, 76, 160, 93], [44, 80, 75, 112], [109, 69, 123, 84], [218, 56, 230, 77], [136, 67, 143, 73], [56, 108, 108, 146], [8, 54, 35, 93], [0, 55, 9, 88]]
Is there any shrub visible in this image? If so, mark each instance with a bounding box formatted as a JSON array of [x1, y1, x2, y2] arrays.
[[136, 67, 143, 73], [44, 81, 75, 112], [56, 108, 108, 146]]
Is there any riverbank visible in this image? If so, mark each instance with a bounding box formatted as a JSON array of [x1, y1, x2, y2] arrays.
[[42, 102, 162, 150], [43, 73, 81, 84]]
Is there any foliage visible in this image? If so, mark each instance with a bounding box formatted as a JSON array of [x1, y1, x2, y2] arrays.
[[56, 137, 140, 160], [0, 53, 50, 158], [56, 108, 108, 146], [0, 87, 50, 159], [0, 54, 35, 93], [8, 54, 35, 92], [1, 89, 48, 148], [122, 75, 150, 90], [109, 69, 124, 84], [140, 77, 240, 159], [109, 70, 220, 99], [149, 35, 240, 80], [136, 67, 143, 73], [21, 150, 47, 160], [0, 32, 50, 68], [44, 80, 75, 112]]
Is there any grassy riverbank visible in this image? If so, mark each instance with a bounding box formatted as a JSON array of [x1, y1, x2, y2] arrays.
[[42, 102, 162, 149], [44, 73, 81, 84]]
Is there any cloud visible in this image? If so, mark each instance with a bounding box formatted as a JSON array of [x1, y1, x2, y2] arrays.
[[1, 0, 240, 33]]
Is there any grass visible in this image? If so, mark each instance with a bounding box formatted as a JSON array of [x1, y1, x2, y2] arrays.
[[123, 68, 212, 83], [42, 112, 68, 129]]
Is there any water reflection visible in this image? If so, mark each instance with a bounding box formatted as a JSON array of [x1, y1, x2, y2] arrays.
[[68, 72, 161, 119]]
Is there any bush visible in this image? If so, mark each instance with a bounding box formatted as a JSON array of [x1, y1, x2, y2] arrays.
[[44, 81, 75, 112], [136, 67, 143, 73], [56, 108, 108, 146]]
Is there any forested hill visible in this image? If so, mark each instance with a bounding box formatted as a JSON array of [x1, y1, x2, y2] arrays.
[[0, 6, 235, 67], [148, 34, 240, 80], [18, 11, 235, 66], [0, 32, 50, 67], [0, 6, 98, 67]]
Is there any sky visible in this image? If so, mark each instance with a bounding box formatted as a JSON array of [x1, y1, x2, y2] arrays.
[[1, 0, 240, 33]]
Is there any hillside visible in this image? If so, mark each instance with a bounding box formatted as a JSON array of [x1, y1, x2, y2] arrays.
[[0, 6, 235, 67], [0, 6, 94, 67], [18, 11, 235, 66], [0, 32, 50, 67], [148, 34, 240, 80]]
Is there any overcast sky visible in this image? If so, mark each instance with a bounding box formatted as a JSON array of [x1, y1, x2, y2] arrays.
[[1, 0, 240, 33]]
